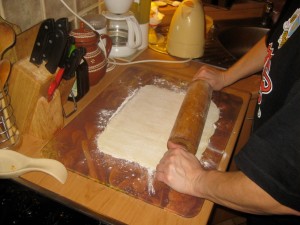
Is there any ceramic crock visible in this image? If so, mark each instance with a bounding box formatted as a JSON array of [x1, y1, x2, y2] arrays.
[[70, 23, 112, 86]]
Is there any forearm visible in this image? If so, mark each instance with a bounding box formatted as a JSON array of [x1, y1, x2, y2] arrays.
[[196, 170, 300, 215], [223, 36, 267, 86], [194, 36, 267, 90], [156, 148, 300, 216]]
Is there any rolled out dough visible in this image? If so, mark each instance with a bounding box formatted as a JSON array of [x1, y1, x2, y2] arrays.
[[97, 85, 219, 171]]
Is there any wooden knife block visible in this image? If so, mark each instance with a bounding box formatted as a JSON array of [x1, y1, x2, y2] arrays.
[[8, 57, 74, 140]]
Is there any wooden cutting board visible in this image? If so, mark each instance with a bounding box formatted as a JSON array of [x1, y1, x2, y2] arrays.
[[41, 66, 243, 217]]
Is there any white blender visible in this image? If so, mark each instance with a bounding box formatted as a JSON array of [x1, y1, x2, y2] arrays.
[[102, 0, 142, 58]]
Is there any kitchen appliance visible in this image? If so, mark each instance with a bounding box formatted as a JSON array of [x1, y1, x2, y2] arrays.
[[103, 0, 142, 58], [83, 14, 107, 36], [104, 0, 134, 14], [166, 0, 205, 58], [131, 0, 152, 50]]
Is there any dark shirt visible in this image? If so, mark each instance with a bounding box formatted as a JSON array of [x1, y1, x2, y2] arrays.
[[234, 0, 300, 224]]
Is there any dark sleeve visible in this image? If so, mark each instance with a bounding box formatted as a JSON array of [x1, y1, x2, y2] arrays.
[[235, 80, 300, 212]]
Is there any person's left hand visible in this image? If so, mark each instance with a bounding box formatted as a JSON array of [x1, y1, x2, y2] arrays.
[[193, 65, 226, 91], [155, 147, 204, 197]]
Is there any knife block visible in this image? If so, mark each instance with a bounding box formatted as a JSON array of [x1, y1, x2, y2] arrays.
[[8, 57, 74, 140]]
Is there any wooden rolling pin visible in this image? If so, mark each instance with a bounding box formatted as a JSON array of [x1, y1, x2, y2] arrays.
[[168, 79, 212, 154]]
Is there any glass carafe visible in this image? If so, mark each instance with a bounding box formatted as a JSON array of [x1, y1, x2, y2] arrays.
[[102, 11, 142, 57]]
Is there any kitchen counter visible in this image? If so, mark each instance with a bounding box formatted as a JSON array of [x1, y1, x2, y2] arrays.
[[9, 44, 257, 225], [4, 10, 263, 222]]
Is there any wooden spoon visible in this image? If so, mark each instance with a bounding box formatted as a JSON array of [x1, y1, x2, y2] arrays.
[[0, 59, 16, 145], [0, 59, 11, 87], [0, 22, 16, 59]]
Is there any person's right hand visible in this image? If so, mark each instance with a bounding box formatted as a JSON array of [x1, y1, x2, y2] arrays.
[[155, 147, 205, 197], [193, 65, 227, 91]]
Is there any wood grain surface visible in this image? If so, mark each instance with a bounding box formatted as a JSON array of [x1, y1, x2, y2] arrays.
[[41, 66, 242, 218], [168, 79, 213, 154]]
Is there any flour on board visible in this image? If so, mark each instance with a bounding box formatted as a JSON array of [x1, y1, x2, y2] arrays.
[[96, 85, 220, 173]]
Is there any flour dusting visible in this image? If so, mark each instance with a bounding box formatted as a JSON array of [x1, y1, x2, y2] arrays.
[[153, 77, 187, 93], [147, 169, 156, 195], [96, 83, 219, 196], [97, 88, 139, 130]]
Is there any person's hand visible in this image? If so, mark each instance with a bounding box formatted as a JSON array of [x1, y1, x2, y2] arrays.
[[193, 65, 227, 91], [155, 147, 205, 197]]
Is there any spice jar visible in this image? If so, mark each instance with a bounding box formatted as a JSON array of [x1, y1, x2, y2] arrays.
[[70, 23, 112, 86]]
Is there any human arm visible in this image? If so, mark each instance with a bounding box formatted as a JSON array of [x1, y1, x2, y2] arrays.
[[193, 35, 267, 90], [155, 147, 300, 216]]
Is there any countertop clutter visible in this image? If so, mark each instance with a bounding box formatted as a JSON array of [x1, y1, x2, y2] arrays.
[[1, 1, 263, 225]]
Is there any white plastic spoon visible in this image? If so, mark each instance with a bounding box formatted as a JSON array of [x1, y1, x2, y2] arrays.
[[0, 149, 67, 184]]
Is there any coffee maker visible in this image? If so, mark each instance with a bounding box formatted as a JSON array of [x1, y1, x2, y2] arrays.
[[103, 0, 142, 58]]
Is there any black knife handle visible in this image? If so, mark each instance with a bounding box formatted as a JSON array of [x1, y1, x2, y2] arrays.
[[42, 31, 55, 62], [63, 47, 86, 80], [45, 18, 70, 74], [45, 29, 67, 74], [58, 36, 75, 68], [29, 18, 55, 65], [68, 59, 89, 102], [56, 17, 70, 34]]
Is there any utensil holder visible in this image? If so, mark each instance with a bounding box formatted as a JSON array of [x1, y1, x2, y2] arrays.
[[0, 83, 20, 149], [8, 57, 67, 140]]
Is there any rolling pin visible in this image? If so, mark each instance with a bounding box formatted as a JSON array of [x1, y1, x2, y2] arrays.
[[168, 79, 213, 154]]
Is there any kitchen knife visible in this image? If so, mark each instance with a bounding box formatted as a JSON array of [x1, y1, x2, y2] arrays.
[[47, 68, 65, 101], [29, 18, 55, 65], [47, 47, 86, 101], [45, 18, 70, 74], [63, 47, 86, 80], [68, 58, 89, 102], [58, 36, 75, 68]]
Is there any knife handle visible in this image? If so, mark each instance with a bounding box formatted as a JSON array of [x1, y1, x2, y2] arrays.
[[45, 29, 68, 74], [45, 18, 70, 74], [63, 47, 86, 80], [47, 68, 65, 102], [58, 36, 75, 68], [68, 59, 89, 102], [29, 19, 55, 65], [56, 17, 70, 34]]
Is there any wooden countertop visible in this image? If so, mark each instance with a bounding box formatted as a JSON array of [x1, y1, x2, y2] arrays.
[[10, 46, 254, 225]]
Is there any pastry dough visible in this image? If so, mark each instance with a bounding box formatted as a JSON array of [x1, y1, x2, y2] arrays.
[[97, 85, 219, 171]]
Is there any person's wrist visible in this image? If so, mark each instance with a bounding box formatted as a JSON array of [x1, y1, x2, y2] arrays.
[[192, 169, 209, 198], [221, 71, 229, 88]]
